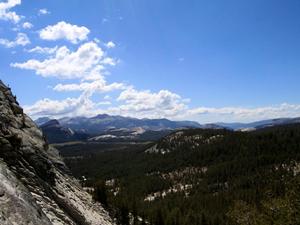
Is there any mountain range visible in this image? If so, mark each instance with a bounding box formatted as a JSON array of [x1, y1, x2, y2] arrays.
[[36, 115, 300, 143], [36, 115, 202, 143], [216, 117, 300, 130], [36, 114, 202, 132]]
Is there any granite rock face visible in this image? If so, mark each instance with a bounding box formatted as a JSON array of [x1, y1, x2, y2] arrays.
[[0, 80, 114, 225]]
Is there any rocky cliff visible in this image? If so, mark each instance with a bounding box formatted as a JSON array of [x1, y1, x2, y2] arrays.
[[0, 80, 114, 225]]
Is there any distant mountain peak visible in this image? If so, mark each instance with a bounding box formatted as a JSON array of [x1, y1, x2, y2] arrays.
[[40, 119, 60, 128], [34, 116, 51, 126], [92, 113, 111, 119]]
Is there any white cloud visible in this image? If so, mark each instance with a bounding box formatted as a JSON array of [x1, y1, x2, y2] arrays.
[[23, 85, 300, 122], [53, 79, 126, 93], [105, 41, 115, 48], [112, 88, 188, 119], [22, 22, 33, 29], [39, 21, 90, 44], [13, 38, 125, 115], [12, 41, 105, 79], [0, 0, 22, 23], [26, 46, 58, 54], [0, 32, 30, 48], [24, 90, 117, 119], [185, 103, 300, 123], [24, 86, 188, 119], [38, 8, 50, 15], [24, 92, 96, 118]]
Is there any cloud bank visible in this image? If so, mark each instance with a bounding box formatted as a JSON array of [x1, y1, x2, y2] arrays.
[[0, 0, 22, 23]]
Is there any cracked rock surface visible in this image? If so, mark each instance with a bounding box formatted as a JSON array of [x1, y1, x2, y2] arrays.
[[0, 80, 114, 225]]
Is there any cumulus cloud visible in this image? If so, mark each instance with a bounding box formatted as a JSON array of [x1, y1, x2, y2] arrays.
[[12, 41, 104, 79], [53, 79, 126, 93], [22, 21, 33, 29], [0, 32, 30, 48], [112, 88, 188, 118], [24, 86, 188, 119], [39, 21, 90, 44], [13, 38, 125, 116], [0, 0, 22, 23], [24, 92, 96, 118], [105, 41, 115, 48]]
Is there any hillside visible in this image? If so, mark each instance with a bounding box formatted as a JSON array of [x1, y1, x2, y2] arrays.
[[40, 119, 89, 143], [58, 124, 300, 225], [0, 81, 114, 224]]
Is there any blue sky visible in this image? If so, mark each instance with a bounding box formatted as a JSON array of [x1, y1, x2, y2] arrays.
[[1, 0, 300, 123]]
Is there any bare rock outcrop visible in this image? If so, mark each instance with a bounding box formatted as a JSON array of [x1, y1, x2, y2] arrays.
[[0, 80, 114, 225]]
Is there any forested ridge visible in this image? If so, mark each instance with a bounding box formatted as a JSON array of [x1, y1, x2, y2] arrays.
[[57, 124, 300, 225]]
